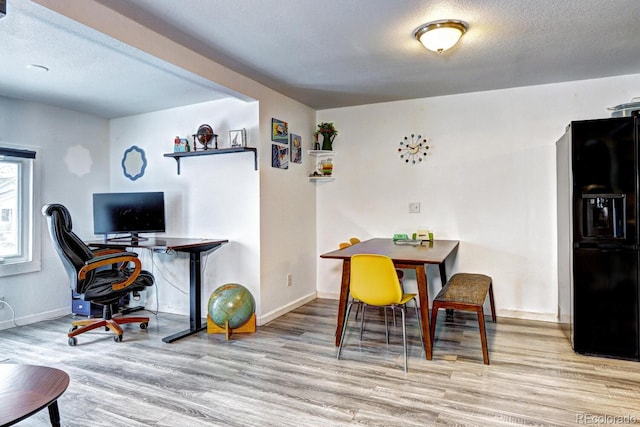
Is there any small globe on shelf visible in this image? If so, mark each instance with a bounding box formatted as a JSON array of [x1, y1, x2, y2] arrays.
[[195, 124, 218, 150]]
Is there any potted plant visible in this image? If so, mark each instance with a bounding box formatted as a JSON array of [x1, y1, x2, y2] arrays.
[[315, 122, 338, 151]]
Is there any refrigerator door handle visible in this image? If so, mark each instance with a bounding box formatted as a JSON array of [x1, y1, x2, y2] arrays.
[[574, 242, 638, 251]]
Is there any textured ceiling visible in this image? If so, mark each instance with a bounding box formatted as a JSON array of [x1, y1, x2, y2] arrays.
[[0, 0, 233, 118], [1, 0, 640, 118]]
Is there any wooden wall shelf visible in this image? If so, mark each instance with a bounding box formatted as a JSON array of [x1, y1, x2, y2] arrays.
[[164, 147, 258, 174]]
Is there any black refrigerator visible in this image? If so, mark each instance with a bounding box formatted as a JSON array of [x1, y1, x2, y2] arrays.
[[557, 116, 640, 360]]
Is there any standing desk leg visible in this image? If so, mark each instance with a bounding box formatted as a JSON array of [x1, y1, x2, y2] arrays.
[[334, 259, 351, 346], [190, 251, 202, 332], [162, 250, 207, 343]]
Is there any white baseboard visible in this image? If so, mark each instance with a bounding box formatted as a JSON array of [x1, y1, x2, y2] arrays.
[[496, 309, 557, 323], [316, 291, 340, 300], [0, 297, 559, 331], [258, 292, 317, 326], [156, 304, 189, 316], [314, 292, 559, 323], [0, 307, 69, 331]]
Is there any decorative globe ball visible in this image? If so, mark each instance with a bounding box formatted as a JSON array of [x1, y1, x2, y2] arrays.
[[207, 283, 255, 329]]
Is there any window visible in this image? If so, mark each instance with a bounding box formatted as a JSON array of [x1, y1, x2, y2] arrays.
[[0, 147, 40, 277]]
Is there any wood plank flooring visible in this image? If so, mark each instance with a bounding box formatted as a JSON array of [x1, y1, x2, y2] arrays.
[[1, 298, 639, 426]]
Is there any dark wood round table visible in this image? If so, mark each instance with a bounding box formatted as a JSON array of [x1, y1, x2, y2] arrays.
[[0, 364, 70, 427]]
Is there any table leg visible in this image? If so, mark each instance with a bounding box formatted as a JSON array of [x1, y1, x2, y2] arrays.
[[439, 262, 453, 318], [47, 401, 61, 427], [415, 264, 433, 360], [438, 262, 447, 285], [334, 259, 351, 346], [162, 251, 207, 343]]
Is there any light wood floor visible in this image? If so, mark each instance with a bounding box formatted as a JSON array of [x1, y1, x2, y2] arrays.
[[1, 298, 639, 426]]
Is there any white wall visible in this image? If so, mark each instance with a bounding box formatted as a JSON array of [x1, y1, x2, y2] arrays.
[[316, 73, 640, 322], [108, 98, 262, 318], [257, 95, 318, 323], [108, 95, 319, 324], [0, 96, 110, 329]]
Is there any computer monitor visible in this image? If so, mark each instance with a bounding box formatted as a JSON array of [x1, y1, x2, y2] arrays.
[[92, 191, 165, 241]]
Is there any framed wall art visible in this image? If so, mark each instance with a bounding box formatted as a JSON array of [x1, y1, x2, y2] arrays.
[[290, 134, 302, 164], [271, 144, 289, 169], [271, 118, 289, 143]]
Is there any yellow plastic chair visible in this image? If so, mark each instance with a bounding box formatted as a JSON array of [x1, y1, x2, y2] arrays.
[[349, 237, 406, 326], [337, 254, 424, 372]]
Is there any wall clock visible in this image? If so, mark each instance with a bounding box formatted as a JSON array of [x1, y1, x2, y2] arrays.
[[398, 134, 429, 164]]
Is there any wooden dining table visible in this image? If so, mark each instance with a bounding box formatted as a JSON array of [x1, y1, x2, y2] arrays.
[[320, 238, 459, 360]]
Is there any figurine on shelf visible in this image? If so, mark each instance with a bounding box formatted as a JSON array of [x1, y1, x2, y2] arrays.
[[313, 132, 321, 150], [173, 136, 190, 153], [320, 159, 333, 176]]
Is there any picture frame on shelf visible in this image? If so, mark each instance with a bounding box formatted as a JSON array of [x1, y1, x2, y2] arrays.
[[271, 118, 288, 143], [229, 129, 247, 148], [290, 134, 302, 164]]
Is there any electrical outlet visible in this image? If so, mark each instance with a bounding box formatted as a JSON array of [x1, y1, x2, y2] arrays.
[[287, 273, 292, 287], [0, 296, 5, 310], [408, 202, 421, 213]]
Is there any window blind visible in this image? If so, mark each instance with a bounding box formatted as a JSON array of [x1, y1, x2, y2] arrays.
[[0, 147, 36, 159]]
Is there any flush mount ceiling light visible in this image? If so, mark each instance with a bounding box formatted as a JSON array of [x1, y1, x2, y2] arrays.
[[413, 19, 468, 53]]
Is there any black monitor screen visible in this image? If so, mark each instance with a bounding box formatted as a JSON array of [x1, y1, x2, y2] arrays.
[[93, 192, 165, 237]]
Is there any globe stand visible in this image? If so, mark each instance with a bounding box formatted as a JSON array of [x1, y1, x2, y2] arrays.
[[207, 313, 256, 340]]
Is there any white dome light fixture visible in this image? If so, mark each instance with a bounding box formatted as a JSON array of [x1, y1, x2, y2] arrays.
[[413, 20, 468, 53]]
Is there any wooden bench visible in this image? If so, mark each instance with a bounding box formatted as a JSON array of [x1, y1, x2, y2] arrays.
[[430, 273, 496, 364]]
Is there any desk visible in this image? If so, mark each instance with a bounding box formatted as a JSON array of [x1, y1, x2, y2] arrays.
[[87, 237, 228, 343], [320, 238, 459, 360], [0, 364, 70, 427]]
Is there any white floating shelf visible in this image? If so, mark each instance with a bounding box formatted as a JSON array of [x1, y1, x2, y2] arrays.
[[309, 176, 335, 182], [307, 150, 335, 157]]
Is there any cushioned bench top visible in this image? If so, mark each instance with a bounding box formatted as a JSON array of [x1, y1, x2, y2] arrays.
[[434, 273, 491, 306]]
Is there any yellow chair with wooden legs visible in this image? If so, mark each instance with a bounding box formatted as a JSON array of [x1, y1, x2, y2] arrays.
[[337, 254, 423, 372]]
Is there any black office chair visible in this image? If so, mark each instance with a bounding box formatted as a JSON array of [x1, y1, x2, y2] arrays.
[[42, 204, 154, 346]]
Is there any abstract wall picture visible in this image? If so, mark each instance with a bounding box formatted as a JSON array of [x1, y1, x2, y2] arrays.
[[290, 134, 302, 164], [272, 144, 289, 169], [271, 118, 289, 143]]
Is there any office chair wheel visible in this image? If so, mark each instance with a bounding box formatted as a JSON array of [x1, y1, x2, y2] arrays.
[[113, 334, 123, 343], [140, 322, 148, 330], [68, 337, 77, 346], [69, 326, 77, 333]]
